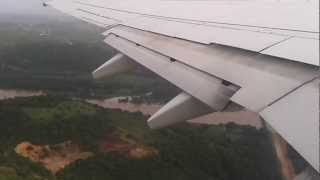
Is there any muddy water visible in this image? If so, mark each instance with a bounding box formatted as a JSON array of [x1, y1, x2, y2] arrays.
[[86, 97, 263, 129], [86, 97, 162, 116], [1, 90, 292, 178], [89, 97, 297, 179], [0, 89, 263, 129], [0, 89, 44, 100]]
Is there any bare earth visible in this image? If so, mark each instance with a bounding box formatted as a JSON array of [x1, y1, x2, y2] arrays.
[[99, 133, 159, 159], [15, 141, 94, 174], [5, 91, 292, 179]]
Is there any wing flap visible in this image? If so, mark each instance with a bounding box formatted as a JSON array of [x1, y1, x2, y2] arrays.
[[104, 26, 318, 111], [261, 78, 319, 172], [102, 28, 319, 171], [104, 34, 238, 110]]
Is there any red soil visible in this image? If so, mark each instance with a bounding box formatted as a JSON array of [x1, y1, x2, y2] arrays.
[[99, 133, 158, 159]]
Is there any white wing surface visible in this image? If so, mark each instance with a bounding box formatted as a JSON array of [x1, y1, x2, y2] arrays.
[[47, 0, 320, 172]]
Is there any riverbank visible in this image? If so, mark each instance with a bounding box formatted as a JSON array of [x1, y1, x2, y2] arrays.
[[0, 95, 281, 180], [0, 89, 44, 100], [86, 96, 262, 129], [0, 89, 262, 129]]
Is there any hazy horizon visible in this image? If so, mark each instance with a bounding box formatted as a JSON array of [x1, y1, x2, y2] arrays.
[[0, 0, 57, 15], [0, 0, 83, 24]]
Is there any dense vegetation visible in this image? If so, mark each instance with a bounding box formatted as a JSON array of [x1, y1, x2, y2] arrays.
[[0, 96, 282, 180], [0, 16, 179, 102], [0, 11, 303, 180]]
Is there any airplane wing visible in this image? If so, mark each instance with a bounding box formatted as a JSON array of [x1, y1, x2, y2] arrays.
[[47, 0, 319, 172]]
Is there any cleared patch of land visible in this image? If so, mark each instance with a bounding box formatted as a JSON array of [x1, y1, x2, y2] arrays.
[[99, 133, 158, 159], [15, 141, 93, 174], [0, 96, 284, 180]]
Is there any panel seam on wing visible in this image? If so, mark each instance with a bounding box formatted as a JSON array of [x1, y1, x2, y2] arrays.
[[260, 76, 320, 112], [105, 32, 240, 89], [74, 0, 318, 33], [258, 36, 293, 53]]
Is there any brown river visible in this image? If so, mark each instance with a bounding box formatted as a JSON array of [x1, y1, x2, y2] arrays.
[[0, 89, 296, 179], [0, 89, 263, 128], [0, 89, 44, 100], [86, 97, 263, 129]]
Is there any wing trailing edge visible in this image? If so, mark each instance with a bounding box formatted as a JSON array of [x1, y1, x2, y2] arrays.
[[94, 31, 319, 172], [50, 0, 320, 173]]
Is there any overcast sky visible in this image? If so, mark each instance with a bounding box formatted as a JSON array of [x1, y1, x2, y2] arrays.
[[0, 0, 59, 16]]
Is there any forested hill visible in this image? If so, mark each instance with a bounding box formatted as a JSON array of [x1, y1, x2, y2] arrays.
[[0, 15, 179, 101], [0, 96, 282, 180]]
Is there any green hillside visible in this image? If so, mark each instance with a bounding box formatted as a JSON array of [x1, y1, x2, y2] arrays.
[[0, 96, 282, 180]]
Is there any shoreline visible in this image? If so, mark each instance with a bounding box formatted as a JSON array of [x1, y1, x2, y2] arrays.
[[0, 89, 262, 129]]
